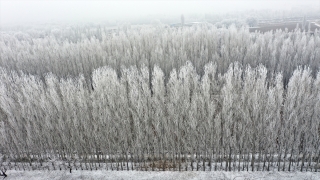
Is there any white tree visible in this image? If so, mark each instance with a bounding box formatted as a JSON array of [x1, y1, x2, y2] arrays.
[[221, 63, 243, 170], [151, 65, 167, 159], [283, 67, 314, 171]]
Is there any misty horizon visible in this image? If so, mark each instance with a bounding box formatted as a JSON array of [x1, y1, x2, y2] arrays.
[[1, 0, 319, 26]]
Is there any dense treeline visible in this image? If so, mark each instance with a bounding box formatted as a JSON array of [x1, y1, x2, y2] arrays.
[[0, 24, 320, 171], [1, 25, 320, 87], [0, 62, 319, 170]]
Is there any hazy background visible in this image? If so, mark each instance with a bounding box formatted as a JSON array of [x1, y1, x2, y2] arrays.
[[1, 0, 320, 25]]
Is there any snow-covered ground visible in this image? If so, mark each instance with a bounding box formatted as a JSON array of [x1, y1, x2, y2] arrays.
[[3, 170, 320, 180]]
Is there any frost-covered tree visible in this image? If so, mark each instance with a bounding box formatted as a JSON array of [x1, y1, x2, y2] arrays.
[[221, 63, 243, 170], [151, 66, 167, 157], [283, 67, 314, 170], [246, 17, 259, 27]]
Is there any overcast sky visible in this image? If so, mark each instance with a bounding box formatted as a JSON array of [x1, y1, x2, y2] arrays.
[[1, 0, 319, 25]]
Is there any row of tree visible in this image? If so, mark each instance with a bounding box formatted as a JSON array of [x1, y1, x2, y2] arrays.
[[0, 62, 319, 170], [1, 25, 320, 88]]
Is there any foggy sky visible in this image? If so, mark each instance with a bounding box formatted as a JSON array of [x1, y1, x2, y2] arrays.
[[1, 0, 319, 25]]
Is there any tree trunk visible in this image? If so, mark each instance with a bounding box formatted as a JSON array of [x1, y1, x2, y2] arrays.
[[315, 150, 320, 172], [282, 147, 288, 171], [300, 152, 306, 172], [228, 147, 232, 171], [277, 150, 282, 171], [251, 149, 255, 171], [288, 147, 294, 171]]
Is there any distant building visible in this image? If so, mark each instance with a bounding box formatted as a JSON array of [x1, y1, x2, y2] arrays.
[[170, 22, 208, 28]]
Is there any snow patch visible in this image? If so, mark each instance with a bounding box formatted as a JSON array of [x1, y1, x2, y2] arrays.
[[3, 170, 320, 180]]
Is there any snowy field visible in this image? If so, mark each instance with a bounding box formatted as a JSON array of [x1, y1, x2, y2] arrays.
[[3, 170, 320, 180]]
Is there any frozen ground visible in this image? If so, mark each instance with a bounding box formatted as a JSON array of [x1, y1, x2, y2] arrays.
[[2, 170, 320, 180]]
